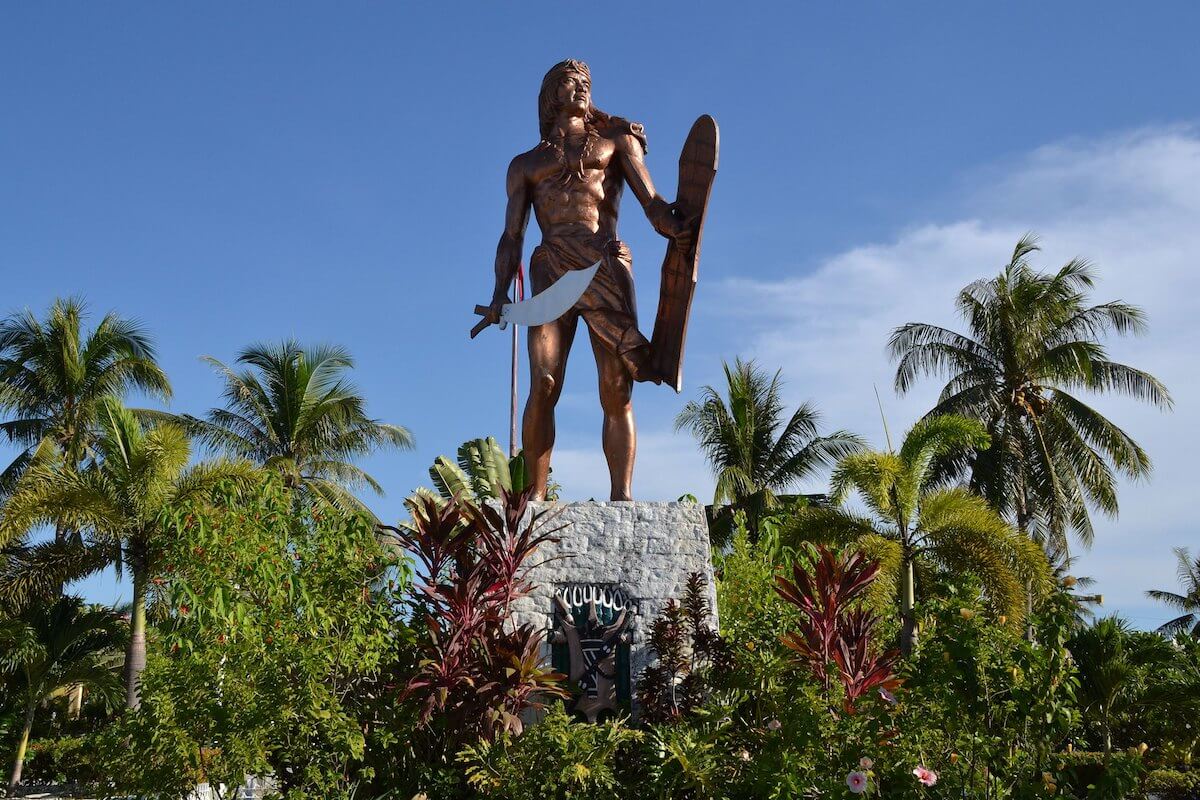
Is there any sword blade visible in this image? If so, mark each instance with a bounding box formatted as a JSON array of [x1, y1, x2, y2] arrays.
[[499, 261, 600, 328]]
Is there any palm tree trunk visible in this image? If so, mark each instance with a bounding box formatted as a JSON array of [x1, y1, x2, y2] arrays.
[[1016, 492, 1036, 643], [8, 698, 35, 787], [125, 566, 148, 709], [900, 557, 917, 656], [68, 683, 84, 719]]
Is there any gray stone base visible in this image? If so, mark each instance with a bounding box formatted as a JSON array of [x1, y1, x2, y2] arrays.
[[511, 501, 718, 706]]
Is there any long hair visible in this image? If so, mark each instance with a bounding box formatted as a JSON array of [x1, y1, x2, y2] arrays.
[[538, 59, 611, 140]]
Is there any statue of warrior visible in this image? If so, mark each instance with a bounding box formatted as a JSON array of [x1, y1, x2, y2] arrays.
[[486, 59, 695, 501]]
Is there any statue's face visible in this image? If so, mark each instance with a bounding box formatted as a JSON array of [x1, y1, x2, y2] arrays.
[[554, 71, 591, 116]]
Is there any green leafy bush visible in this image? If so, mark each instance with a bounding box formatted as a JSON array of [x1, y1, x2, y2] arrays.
[[1142, 767, 1200, 800], [94, 476, 406, 799], [1051, 750, 1143, 799], [20, 734, 104, 787], [458, 703, 642, 799]]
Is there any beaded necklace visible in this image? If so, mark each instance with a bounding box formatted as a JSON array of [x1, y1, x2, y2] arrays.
[[545, 128, 598, 185]]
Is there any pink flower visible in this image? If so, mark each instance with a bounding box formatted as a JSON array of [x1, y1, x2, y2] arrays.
[[859, 756, 874, 770], [846, 771, 868, 794], [913, 765, 938, 787], [766, 719, 782, 731], [878, 687, 897, 704]]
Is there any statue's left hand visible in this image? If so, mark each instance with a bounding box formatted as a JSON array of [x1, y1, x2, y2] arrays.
[[665, 203, 698, 252], [649, 199, 697, 251]]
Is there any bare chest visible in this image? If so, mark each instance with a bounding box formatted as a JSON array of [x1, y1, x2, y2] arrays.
[[527, 135, 621, 190]]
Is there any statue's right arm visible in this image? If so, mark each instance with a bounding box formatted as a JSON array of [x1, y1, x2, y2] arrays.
[[492, 157, 531, 307]]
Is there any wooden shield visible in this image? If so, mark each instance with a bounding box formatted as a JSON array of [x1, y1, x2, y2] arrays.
[[650, 115, 719, 392]]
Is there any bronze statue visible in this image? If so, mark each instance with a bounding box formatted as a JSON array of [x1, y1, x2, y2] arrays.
[[475, 60, 717, 501]]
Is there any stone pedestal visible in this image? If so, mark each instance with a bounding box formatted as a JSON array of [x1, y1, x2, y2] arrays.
[[510, 501, 717, 715]]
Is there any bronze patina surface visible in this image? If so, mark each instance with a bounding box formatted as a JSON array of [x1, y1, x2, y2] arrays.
[[483, 59, 702, 501], [650, 115, 718, 392]]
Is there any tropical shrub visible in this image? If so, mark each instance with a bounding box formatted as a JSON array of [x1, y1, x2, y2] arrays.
[[787, 414, 1054, 654], [96, 476, 402, 799], [459, 702, 642, 799], [774, 545, 900, 712], [19, 734, 106, 788], [1, 597, 124, 788], [898, 588, 1082, 797], [637, 572, 730, 723], [428, 436, 558, 502], [1142, 767, 1200, 800], [384, 487, 567, 750], [1051, 750, 1143, 800], [1069, 617, 1175, 754]]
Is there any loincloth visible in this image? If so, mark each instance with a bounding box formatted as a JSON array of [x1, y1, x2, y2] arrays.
[[529, 232, 652, 369]]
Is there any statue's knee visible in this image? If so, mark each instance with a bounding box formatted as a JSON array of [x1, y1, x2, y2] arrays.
[[599, 385, 632, 416], [531, 371, 557, 401]]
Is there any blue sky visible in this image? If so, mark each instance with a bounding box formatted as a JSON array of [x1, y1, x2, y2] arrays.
[[4, 3, 1199, 627]]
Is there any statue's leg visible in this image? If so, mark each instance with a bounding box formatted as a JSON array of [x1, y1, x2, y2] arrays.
[[523, 314, 577, 500], [590, 329, 635, 501]]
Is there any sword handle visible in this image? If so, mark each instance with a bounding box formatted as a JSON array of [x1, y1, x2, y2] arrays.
[[470, 304, 500, 339]]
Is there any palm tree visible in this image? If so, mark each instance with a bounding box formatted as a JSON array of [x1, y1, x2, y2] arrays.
[[787, 414, 1052, 654], [675, 359, 864, 538], [888, 236, 1171, 553], [0, 398, 256, 708], [1, 596, 124, 787], [0, 297, 171, 497], [1146, 547, 1200, 637], [1069, 616, 1173, 752], [184, 340, 413, 516]]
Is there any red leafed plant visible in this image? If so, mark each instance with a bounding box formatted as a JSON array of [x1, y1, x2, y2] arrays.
[[381, 486, 568, 743], [637, 572, 731, 723], [775, 545, 900, 713]]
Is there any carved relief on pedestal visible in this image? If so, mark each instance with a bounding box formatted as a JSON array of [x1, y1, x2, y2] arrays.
[[550, 584, 633, 722]]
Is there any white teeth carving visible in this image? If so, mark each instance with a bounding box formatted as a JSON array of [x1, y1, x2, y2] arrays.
[[555, 584, 634, 613]]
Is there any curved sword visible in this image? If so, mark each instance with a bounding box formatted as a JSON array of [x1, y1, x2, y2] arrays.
[[471, 260, 600, 338]]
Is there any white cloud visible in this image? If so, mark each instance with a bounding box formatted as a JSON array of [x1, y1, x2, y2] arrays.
[[556, 126, 1200, 628]]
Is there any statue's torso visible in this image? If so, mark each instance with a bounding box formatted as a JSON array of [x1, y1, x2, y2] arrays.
[[521, 132, 625, 241]]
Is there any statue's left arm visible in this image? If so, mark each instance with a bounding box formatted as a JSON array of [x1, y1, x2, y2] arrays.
[[615, 129, 696, 252]]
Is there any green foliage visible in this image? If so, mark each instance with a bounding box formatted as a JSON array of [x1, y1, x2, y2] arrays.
[[1142, 767, 1200, 800], [429, 436, 539, 501], [1146, 546, 1200, 637], [183, 339, 413, 517], [459, 703, 642, 799], [20, 733, 106, 787], [0, 296, 171, 497], [1051, 750, 1144, 800], [890, 235, 1172, 551], [1069, 616, 1178, 754], [95, 476, 406, 799], [898, 589, 1082, 796], [1, 596, 124, 787], [1137, 633, 1200, 764], [788, 414, 1053, 652], [715, 523, 792, 649], [676, 358, 863, 539], [640, 721, 737, 799], [0, 397, 257, 707]]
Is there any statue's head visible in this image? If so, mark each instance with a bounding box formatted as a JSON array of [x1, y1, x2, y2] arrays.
[[539, 59, 602, 139]]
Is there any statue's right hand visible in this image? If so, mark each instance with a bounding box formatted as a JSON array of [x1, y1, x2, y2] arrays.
[[489, 292, 510, 317], [470, 298, 506, 339]]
